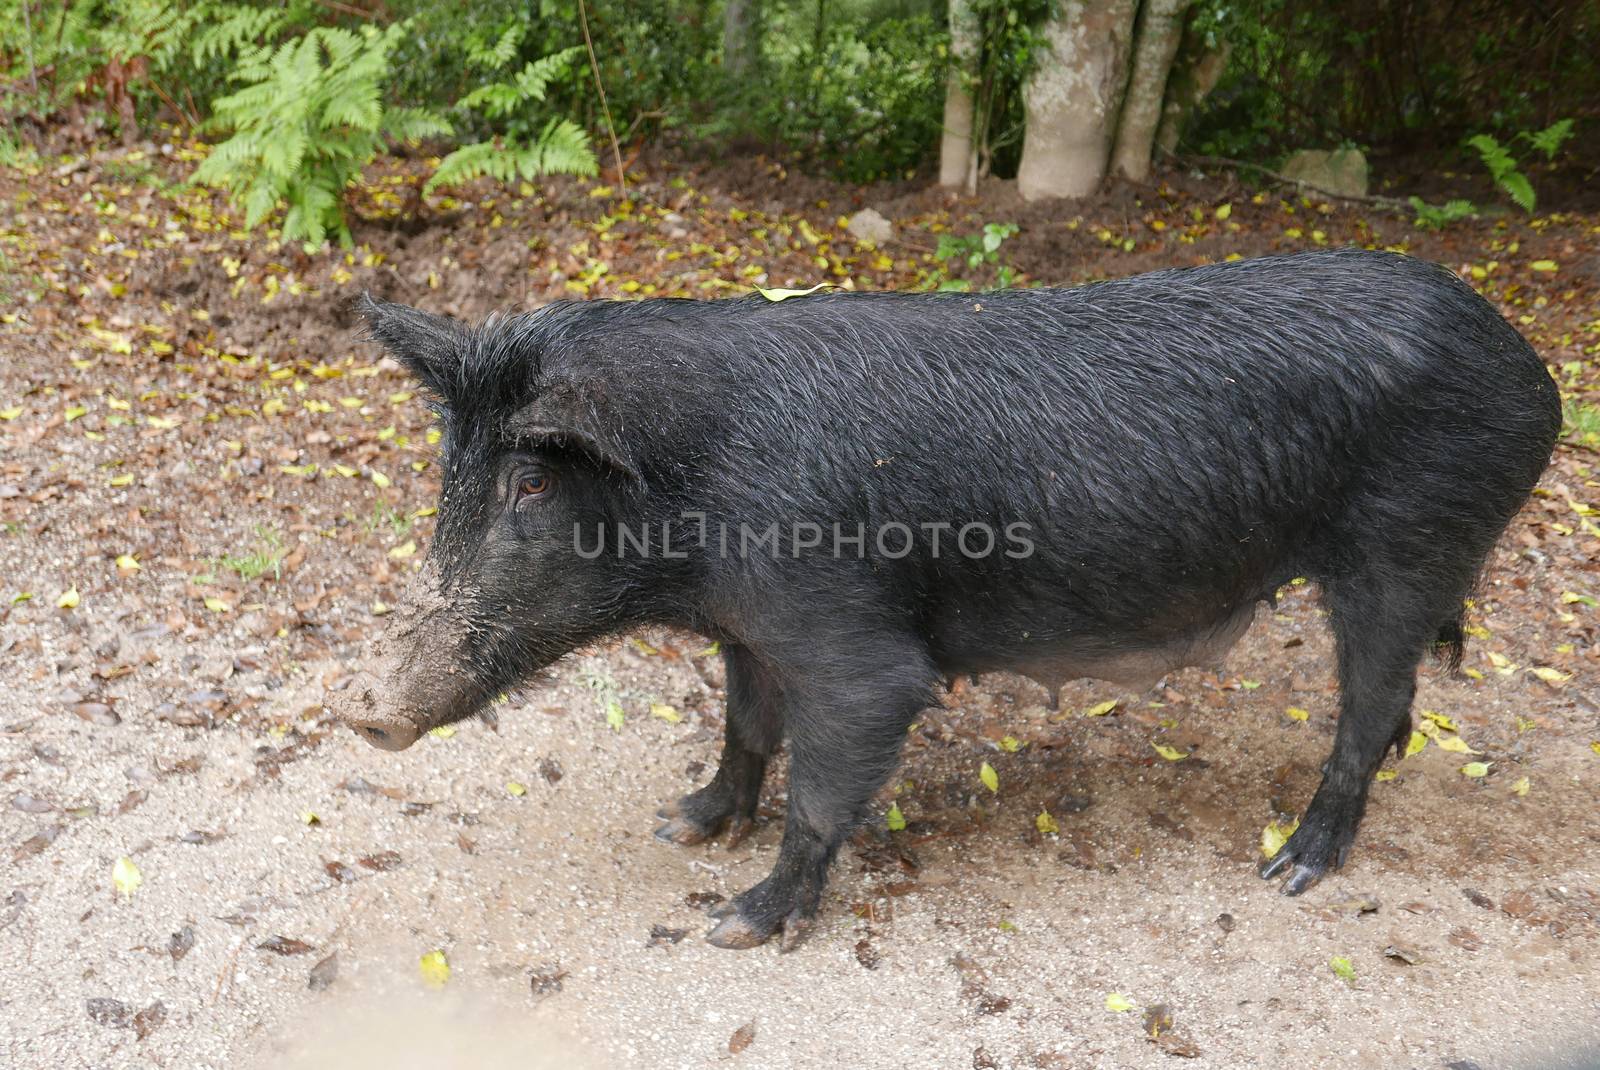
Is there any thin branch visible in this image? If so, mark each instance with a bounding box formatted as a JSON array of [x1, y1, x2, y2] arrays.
[[310, 0, 385, 21], [577, 0, 626, 195], [1169, 151, 1415, 210], [622, 109, 666, 143], [146, 77, 200, 131]]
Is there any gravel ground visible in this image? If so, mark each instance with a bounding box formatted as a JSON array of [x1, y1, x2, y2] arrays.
[[3, 147, 1599, 1070]]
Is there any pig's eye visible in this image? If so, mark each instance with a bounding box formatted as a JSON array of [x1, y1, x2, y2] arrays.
[[515, 471, 553, 504]]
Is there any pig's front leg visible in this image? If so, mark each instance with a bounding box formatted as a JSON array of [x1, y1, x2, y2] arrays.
[[704, 641, 937, 951], [656, 643, 782, 848]]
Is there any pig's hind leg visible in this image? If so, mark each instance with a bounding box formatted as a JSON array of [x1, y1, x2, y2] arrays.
[[656, 643, 782, 848], [1260, 576, 1458, 894], [705, 636, 938, 950]]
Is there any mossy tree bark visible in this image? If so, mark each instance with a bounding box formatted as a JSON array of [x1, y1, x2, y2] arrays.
[[1016, 0, 1140, 201]]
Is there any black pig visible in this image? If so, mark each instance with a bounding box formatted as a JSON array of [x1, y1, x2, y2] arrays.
[[340, 249, 1560, 950]]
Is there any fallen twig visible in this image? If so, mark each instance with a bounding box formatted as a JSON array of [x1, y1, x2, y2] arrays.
[[1170, 151, 1416, 211]]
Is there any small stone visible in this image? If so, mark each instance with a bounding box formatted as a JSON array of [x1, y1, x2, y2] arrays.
[[846, 208, 894, 245]]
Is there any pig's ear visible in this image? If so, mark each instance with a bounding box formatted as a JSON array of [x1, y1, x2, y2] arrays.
[[358, 294, 470, 397], [507, 379, 641, 483]]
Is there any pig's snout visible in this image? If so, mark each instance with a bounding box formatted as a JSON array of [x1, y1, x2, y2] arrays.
[[338, 679, 423, 752]]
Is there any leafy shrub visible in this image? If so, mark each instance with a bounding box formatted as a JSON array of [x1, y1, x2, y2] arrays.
[[1408, 196, 1474, 230], [191, 22, 448, 248], [741, 10, 945, 181], [931, 221, 1019, 290], [1, 0, 318, 136]]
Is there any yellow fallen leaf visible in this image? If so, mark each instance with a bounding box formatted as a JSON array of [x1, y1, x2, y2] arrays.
[[506, 781, 526, 796], [649, 703, 681, 724], [1329, 956, 1356, 983], [302, 811, 321, 825], [1036, 809, 1059, 835], [56, 587, 80, 609], [115, 554, 140, 571], [1529, 260, 1558, 272], [0, 406, 22, 420], [1261, 817, 1299, 859], [112, 856, 143, 897], [1151, 742, 1189, 762], [886, 802, 906, 831], [979, 761, 999, 793], [1375, 770, 1397, 782], [1285, 706, 1309, 722], [1528, 666, 1569, 684], [1590, 741, 1600, 757], [429, 725, 455, 739], [204, 596, 230, 613], [755, 282, 831, 302], [1105, 993, 1136, 1012], [998, 735, 1021, 753], [1510, 776, 1530, 796], [1420, 710, 1457, 732], [419, 950, 450, 989], [388, 540, 416, 559], [1437, 735, 1479, 754], [370, 470, 392, 489], [1215, 203, 1232, 221], [1083, 699, 1119, 717], [1460, 761, 1491, 778], [1404, 730, 1427, 757]]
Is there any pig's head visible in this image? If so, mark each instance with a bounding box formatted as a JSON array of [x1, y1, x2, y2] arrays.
[[336, 297, 647, 751]]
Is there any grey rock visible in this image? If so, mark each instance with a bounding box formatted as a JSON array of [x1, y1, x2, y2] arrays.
[[1280, 148, 1369, 199]]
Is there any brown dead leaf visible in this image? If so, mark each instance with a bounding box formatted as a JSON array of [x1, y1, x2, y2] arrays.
[[256, 935, 315, 956]]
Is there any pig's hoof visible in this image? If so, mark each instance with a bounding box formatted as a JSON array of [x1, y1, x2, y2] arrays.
[[654, 816, 715, 846], [724, 814, 755, 850], [1258, 806, 1359, 895], [655, 785, 758, 849], [705, 903, 808, 951], [777, 911, 811, 953], [706, 911, 769, 950]]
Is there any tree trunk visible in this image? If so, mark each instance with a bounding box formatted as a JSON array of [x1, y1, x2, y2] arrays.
[[1016, 0, 1140, 201], [723, 0, 759, 79], [938, 0, 979, 190], [1109, 0, 1191, 181], [1153, 14, 1230, 157]]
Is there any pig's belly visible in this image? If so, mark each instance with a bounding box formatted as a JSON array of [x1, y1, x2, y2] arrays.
[[928, 601, 1260, 692]]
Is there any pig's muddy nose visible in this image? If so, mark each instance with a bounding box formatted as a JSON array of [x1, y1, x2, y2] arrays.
[[349, 717, 420, 751], [336, 682, 423, 751]]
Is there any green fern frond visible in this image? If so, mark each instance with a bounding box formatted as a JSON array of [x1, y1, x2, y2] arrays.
[[1523, 119, 1574, 162], [1466, 134, 1516, 182], [1498, 172, 1536, 213]]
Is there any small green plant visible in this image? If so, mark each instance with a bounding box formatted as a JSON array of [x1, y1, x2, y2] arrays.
[[424, 28, 596, 192], [1465, 118, 1574, 214], [191, 21, 449, 248], [931, 222, 1020, 290], [219, 525, 285, 582], [363, 501, 413, 540], [1408, 196, 1475, 230]]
